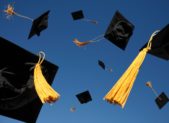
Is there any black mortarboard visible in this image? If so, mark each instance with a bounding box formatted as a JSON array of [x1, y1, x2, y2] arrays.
[[71, 10, 84, 20], [0, 37, 58, 123], [104, 11, 134, 50], [76, 90, 92, 104], [28, 10, 50, 39], [155, 92, 169, 109], [98, 60, 105, 70], [140, 24, 169, 60]]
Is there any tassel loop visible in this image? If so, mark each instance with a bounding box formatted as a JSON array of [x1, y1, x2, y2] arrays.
[[146, 30, 160, 51], [37, 51, 45, 65]]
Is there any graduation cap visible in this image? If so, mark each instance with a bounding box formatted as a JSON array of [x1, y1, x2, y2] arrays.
[[71, 10, 98, 24], [4, 4, 50, 40], [0, 37, 59, 123], [73, 11, 134, 50], [146, 81, 169, 109], [98, 60, 106, 70], [70, 107, 76, 112], [71, 10, 84, 20], [140, 24, 169, 60], [28, 10, 50, 39], [76, 90, 92, 104], [98, 60, 113, 72], [155, 92, 169, 109], [104, 11, 135, 50]]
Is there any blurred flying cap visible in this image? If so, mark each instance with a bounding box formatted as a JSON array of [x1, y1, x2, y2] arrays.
[[98, 60, 105, 70], [140, 24, 169, 60], [71, 10, 84, 20], [104, 11, 134, 50], [0, 36, 58, 123], [76, 90, 92, 104], [28, 10, 50, 39], [70, 107, 76, 112], [155, 92, 169, 109]]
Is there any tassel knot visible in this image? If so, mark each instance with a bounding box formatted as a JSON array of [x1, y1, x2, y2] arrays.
[[4, 4, 15, 15]]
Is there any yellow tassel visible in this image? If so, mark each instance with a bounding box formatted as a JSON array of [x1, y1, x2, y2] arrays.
[[146, 81, 153, 88], [104, 31, 159, 108], [4, 4, 15, 15], [73, 38, 91, 47], [34, 51, 60, 104], [4, 4, 33, 21]]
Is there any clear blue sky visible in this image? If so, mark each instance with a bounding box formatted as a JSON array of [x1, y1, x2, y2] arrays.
[[0, 0, 169, 123]]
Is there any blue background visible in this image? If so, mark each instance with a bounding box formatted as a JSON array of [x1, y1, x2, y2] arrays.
[[0, 0, 169, 123]]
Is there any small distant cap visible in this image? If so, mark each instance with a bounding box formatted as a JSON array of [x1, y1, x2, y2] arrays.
[[98, 60, 106, 70], [70, 107, 76, 112], [155, 92, 169, 109], [76, 90, 92, 104], [71, 10, 84, 20]]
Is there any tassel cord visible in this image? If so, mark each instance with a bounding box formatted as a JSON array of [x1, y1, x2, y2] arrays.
[[151, 87, 159, 98], [14, 12, 33, 22], [83, 18, 98, 24], [89, 34, 104, 42]]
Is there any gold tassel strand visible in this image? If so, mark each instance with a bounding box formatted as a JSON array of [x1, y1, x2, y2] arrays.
[[104, 31, 159, 108], [34, 51, 60, 104], [73, 34, 104, 47], [73, 38, 91, 47]]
